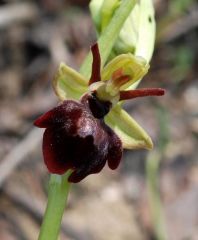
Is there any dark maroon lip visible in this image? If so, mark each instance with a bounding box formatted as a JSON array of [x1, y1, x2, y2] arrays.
[[34, 96, 122, 183]]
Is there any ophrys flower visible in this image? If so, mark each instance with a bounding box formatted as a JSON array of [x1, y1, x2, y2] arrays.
[[34, 43, 164, 183]]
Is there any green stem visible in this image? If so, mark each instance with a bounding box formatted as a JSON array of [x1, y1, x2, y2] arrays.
[[146, 151, 167, 240], [38, 172, 71, 240], [80, 0, 137, 78], [146, 105, 169, 240]]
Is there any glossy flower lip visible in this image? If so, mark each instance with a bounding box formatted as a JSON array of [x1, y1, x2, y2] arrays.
[[35, 43, 165, 182], [34, 96, 122, 183]]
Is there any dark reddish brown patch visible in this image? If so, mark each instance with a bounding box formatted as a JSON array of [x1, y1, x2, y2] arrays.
[[34, 95, 122, 183]]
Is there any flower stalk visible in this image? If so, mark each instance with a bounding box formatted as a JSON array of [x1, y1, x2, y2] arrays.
[[38, 172, 71, 240]]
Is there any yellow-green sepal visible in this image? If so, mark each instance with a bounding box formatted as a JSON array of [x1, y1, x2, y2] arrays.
[[101, 53, 149, 89], [105, 104, 153, 150], [53, 63, 88, 101]]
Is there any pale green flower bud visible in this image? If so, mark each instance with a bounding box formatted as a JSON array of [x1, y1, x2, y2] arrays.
[[90, 0, 156, 62]]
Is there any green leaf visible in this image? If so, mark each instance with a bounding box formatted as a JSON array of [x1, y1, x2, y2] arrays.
[[105, 105, 153, 150], [53, 63, 88, 101]]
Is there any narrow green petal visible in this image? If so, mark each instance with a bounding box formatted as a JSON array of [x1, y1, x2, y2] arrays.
[[105, 105, 153, 150], [53, 63, 88, 101]]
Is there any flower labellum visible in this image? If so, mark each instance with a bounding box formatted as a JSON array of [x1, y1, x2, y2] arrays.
[[34, 43, 165, 183], [34, 96, 122, 183]]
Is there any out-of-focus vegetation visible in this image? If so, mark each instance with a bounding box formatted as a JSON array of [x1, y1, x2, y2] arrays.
[[0, 0, 197, 239]]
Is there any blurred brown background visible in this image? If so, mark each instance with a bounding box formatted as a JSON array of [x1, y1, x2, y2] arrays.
[[0, 0, 197, 239]]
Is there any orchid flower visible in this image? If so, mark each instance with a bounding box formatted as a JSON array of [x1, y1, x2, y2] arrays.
[[34, 43, 164, 183]]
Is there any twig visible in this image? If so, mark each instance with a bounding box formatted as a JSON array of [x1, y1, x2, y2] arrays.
[[0, 128, 43, 187]]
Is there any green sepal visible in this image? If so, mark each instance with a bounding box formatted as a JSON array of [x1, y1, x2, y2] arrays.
[[105, 104, 153, 150], [53, 63, 88, 101]]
